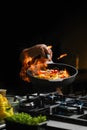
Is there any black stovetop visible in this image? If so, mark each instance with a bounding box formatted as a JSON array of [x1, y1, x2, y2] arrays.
[[1, 91, 87, 130], [16, 91, 87, 127]]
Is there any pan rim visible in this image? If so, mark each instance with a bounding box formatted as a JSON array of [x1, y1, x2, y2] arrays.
[[27, 62, 78, 82]]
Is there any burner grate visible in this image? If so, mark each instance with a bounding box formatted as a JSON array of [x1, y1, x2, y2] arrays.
[[16, 91, 87, 127]]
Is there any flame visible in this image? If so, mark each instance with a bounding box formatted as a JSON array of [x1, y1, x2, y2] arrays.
[[47, 45, 52, 49], [19, 47, 69, 82], [57, 53, 67, 60], [76, 55, 79, 69], [20, 55, 48, 82], [29, 58, 48, 74], [32, 68, 70, 80], [20, 45, 52, 82]]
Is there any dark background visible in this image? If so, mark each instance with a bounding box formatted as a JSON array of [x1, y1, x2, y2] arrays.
[[0, 3, 87, 95]]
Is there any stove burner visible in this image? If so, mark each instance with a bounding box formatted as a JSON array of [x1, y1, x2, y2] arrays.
[[16, 91, 87, 126], [78, 114, 87, 120]]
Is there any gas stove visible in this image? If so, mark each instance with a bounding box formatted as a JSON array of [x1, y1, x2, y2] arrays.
[[1, 91, 87, 130], [17, 91, 87, 128]]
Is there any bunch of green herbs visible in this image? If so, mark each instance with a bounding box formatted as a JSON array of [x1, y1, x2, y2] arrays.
[[6, 112, 47, 125]]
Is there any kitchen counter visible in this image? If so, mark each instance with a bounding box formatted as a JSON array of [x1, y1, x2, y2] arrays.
[[1, 120, 87, 130], [46, 120, 87, 130]]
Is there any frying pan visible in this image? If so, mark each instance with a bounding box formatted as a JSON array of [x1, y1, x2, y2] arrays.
[[27, 63, 78, 92]]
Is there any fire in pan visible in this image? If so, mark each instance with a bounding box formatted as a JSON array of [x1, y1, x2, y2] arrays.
[[27, 63, 78, 89]]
